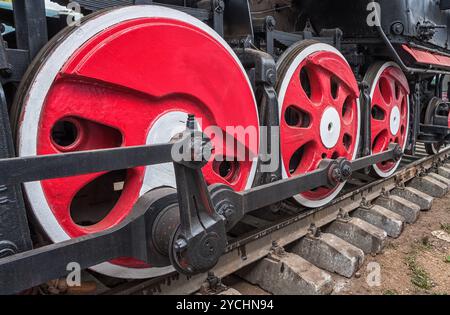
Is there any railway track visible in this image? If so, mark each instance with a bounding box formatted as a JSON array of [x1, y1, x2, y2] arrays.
[[97, 144, 450, 295]]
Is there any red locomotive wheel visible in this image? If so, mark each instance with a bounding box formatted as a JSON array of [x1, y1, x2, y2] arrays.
[[13, 6, 259, 278], [364, 62, 410, 177], [276, 41, 361, 208]]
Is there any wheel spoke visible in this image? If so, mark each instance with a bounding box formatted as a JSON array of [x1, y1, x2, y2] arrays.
[[371, 92, 387, 111], [41, 172, 107, 234], [282, 125, 316, 159], [310, 66, 334, 105], [371, 117, 389, 138], [334, 84, 350, 108], [45, 78, 167, 143], [283, 71, 318, 115]]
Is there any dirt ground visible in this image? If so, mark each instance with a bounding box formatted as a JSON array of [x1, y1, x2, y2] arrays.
[[335, 194, 450, 295]]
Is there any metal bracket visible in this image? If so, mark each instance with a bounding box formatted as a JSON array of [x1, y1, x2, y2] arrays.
[[212, 0, 225, 37], [236, 48, 280, 188], [270, 241, 286, 257], [307, 223, 322, 238], [199, 271, 227, 295], [169, 116, 227, 275], [336, 208, 352, 223], [380, 187, 391, 199], [359, 81, 372, 163], [411, 82, 421, 155], [360, 197, 373, 210], [0, 85, 31, 257], [12, 0, 48, 60]]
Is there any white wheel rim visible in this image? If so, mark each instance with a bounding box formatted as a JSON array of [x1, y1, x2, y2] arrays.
[[320, 107, 342, 149], [390, 106, 401, 136]]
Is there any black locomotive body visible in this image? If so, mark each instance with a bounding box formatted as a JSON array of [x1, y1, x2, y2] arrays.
[[297, 0, 450, 49]]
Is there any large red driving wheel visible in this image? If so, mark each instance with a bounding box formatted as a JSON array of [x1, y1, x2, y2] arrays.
[[276, 41, 361, 208], [13, 6, 259, 279], [364, 62, 410, 177]]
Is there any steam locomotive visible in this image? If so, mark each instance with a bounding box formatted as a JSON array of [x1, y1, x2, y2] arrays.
[[0, 0, 449, 294]]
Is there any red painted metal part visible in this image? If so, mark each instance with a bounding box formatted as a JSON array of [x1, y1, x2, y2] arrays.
[[280, 50, 360, 203], [371, 65, 409, 173], [402, 45, 450, 68], [35, 18, 259, 267]]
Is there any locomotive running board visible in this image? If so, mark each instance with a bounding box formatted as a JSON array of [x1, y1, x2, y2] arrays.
[[402, 44, 450, 69]]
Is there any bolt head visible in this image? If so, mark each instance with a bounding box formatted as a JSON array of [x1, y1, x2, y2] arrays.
[[332, 168, 342, 181], [342, 165, 352, 178], [0, 241, 17, 259], [391, 22, 405, 35], [174, 238, 188, 252], [266, 69, 277, 86]]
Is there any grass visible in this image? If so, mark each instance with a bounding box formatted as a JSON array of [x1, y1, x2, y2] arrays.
[[445, 255, 450, 263], [420, 237, 433, 250], [385, 242, 398, 250], [441, 223, 450, 234], [406, 250, 434, 290]]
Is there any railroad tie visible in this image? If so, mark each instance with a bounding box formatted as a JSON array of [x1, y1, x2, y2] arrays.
[[237, 252, 334, 295], [352, 206, 405, 238], [391, 187, 433, 211], [325, 218, 387, 255], [374, 195, 420, 224], [290, 233, 365, 279], [409, 176, 448, 198]]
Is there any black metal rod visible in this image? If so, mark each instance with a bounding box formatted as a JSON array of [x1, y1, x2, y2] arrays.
[[0, 224, 138, 295], [240, 167, 329, 211], [0, 144, 174, 186], [239, 147, 398, 212], [350, 147, 398, 171], [0, 146, 401, 294], [0, 205, 151, 295], [420, 124, 450, 135]]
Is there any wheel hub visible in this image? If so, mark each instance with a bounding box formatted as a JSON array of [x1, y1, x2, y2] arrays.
[[141, 111, 197, 193], [389, 106, 401, 136], [320, 107, 342, 149]]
